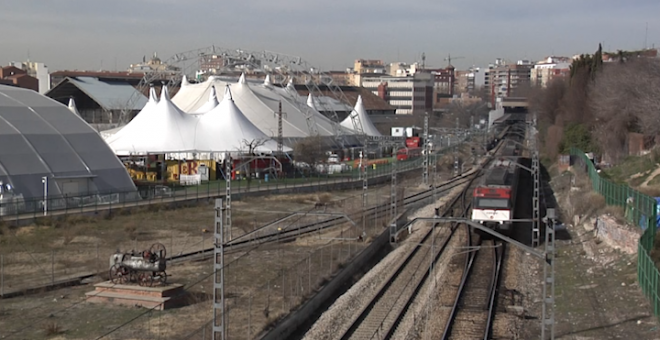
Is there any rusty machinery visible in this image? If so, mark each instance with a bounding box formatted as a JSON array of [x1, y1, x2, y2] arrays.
[[109, 243, 167, 287]]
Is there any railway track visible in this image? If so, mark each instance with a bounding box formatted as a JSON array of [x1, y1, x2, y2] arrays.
[[337, 171, 477, 340], [440, 232, 504, 340], [223, 173, 474, 251]]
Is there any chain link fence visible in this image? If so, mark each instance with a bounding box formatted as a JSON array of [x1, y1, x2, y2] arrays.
[[570, 147, 660, 316]]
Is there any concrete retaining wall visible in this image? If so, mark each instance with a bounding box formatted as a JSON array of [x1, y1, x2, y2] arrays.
[[594, 215, 642, 255]]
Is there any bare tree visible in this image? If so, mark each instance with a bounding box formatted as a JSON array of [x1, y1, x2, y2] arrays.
[[239, 138, 268, 187], [589, 58, 660, 161], [438, 100, 490, 128], [293, 136, 325, 171]]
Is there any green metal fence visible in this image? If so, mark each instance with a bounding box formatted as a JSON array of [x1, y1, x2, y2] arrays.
[[570, 147, 660, 315]]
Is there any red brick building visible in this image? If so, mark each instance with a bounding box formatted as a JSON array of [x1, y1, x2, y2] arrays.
[[0, 66, 39, 91]]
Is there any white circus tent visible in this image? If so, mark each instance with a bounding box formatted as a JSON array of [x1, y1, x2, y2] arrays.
[[172, 74, 357, 140], [194, 86, 286, 153], [340, 95, 382, 136], [192, 85, 219, 114], [100, 87, 160, 140], [106, 87, 197, 154]]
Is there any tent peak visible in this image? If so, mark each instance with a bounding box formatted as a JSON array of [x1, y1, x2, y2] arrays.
[[148, 86, 159, 103], [238, 73, 247, 85], [209, 85, 217, 101], [264, 74, 273, 88], [306, 93, 316, 110], [224, 85, 233, 101], [182, 75, 190, 87], [67, 97, 79, 115], [160, 86, 170, 101]]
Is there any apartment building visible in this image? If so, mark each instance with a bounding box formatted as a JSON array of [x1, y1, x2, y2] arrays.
[[531, 56, 571, 87], [485, 59, 532, 107], [362, 72, 433, 115]]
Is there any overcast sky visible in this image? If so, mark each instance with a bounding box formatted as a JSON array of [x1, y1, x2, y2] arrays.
[[1, 0, 659, 72]]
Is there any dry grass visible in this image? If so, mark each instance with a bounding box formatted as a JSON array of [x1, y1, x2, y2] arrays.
[[569, 190, 606, 219], [637, 186, 660, 197], [43, 321, 63, 336]]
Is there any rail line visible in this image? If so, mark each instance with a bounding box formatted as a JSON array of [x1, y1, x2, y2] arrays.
[[337, 171, 477, 340], [440, 231, 504, 340], [223, 173, 474, 251]]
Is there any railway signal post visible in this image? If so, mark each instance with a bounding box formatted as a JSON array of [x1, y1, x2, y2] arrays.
[[423, 112, 430, 186], [213, 198, 226, 340], [361, 151, 367, 237], [389, 159, 398, 244]]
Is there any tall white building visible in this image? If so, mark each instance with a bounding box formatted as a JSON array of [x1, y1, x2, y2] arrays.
[[362, 72, 433, 115], [10, 61, 50, 94], [531, 56, 571, 87]]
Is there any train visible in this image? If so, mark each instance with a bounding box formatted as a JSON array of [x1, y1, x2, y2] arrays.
[[471, 139, 521, 234]]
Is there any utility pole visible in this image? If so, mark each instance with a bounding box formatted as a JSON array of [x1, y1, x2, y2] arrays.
[[389, 159, 397, 244], [213, 199, 226, 340], [422, 112, 430, 186], [453, 117, 459, 177], [275, 101, 286, 156], [225, 152, 232, 241], [361, 151, 368, 237], [542, 209, 557, 340]]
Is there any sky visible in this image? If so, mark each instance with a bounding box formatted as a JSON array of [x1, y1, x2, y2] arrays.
[[1, 0, 659, 72]]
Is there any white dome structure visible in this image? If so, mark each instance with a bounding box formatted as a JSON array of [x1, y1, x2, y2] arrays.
[[0, 85, 137, 200]]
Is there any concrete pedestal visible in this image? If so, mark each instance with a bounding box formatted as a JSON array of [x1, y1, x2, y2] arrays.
[[85, 281, 185, 310]]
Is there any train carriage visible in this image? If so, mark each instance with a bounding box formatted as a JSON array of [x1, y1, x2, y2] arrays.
[[472, 140, 521, 233]]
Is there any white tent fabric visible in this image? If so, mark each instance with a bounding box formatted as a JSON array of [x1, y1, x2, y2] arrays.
[[101, 87, 160, 140], [340, 95, 382, 136], [106, 87, 197, 154], [181, 75, 191, 87], [194, 86, 287, 153], [192, 85, 218, 114], [67, 98, 80, 116], [172, 74, 354, 138], [306, 94, 317, 110]]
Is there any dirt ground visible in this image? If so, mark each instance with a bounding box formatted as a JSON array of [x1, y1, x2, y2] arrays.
[[0, 145, 480, 340], [517, 173, 660, 340], [0, 171, 438, 340], [0, 179, 419, 294]]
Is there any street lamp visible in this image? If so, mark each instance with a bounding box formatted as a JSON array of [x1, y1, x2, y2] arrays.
[[41, 176, 48, 216]]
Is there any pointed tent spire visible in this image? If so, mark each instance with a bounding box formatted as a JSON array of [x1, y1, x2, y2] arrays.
[[67, 97, 80, 115], [209, 85, 217, 102], [355, 94, 364, 108], [160, 85, 170, 102], [181, 75, 190, 87], [340, 94, 382, 136], [286, 78, 296, 92], [264, 74, 273, 88], [306, 94, 316, 110], [224, 85, 233, 101], [238, 73, 247, 85], [148, 86, 159, 103]]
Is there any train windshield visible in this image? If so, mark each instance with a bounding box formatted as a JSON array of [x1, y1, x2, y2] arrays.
[[476, 198, 509, 209]]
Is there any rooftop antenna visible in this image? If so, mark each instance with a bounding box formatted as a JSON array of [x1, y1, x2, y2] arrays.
[[421, 52, 426, 69], [645, 22, 648, 49]]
